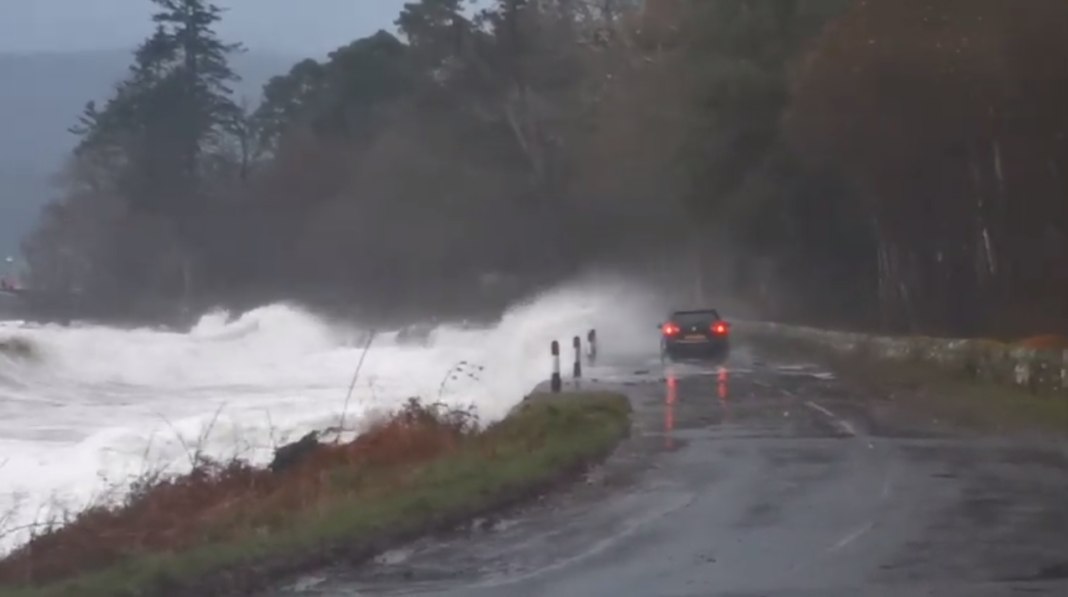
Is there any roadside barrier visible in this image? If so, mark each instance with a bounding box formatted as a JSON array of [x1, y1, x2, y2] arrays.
[[738, 321, 1068, 397]]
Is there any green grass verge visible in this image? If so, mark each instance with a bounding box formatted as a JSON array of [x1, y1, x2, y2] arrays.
[[0, 392, 631, 597], [744, 332, 1068, 435]]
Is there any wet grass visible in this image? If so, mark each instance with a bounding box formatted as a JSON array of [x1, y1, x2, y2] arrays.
[[0, 392, 631, 597], [833, 355, 1068, 435], [744, 333, 1068, 436]]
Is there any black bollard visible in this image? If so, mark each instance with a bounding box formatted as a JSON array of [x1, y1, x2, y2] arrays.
[[587, 329, 597, 365], [550, 340, 562, 392], [572, 335, 582, 379]]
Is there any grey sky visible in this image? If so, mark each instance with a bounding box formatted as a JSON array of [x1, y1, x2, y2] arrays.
[[0, 0, 413, 57]]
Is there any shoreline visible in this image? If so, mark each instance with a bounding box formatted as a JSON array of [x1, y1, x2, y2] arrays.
[[0, 392, 632, 597]]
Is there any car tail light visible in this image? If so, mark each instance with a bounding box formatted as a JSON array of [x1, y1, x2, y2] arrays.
[[662, 323, 680, 336], [712, 322, 728, 335]]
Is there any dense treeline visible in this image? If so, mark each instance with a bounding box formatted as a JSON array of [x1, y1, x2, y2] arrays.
[[789, 0, 1068, 336], [18, 0, 1068, 336]]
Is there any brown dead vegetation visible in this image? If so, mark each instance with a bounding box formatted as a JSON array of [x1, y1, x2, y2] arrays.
[[1016, 335, 1068, 351], [0, 398, 478, 586]]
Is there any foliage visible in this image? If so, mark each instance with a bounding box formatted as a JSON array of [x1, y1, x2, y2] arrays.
[[18, 0, 1068, 335], [788, 0, 1068, 335], [0, 393, 630, 595]]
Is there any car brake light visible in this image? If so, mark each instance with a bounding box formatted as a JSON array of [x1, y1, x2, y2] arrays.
[[663, 323, 680, 336], [712, 322, 728, 335]]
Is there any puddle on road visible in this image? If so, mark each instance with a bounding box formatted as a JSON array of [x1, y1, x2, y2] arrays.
[[630, 362, 864, 446], [580, 354, 835, 389], [771, 362, 837, 380]]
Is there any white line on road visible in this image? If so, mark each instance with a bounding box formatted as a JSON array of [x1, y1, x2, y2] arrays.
[[804, 400, 858, 437], [827, 521, 875, 553], [881, 471, 893, 499], [466, 491, 698, 590]]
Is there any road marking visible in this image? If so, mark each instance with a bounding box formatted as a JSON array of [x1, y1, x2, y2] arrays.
[[804, 400, 858, 436], [827, 521, 875, 553], [467, 491, 697, 589], [790, 519, 877, 575], [881, 472, 893, 499]]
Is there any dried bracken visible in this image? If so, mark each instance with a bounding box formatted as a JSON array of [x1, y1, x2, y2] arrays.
[[0, 398, 479, 586], [1016, 335, 1068, 351]]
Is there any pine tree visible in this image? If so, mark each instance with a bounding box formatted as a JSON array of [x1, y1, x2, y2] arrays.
[[55, 0, 245, 302], [150, 0, 244, 168], [69, 0, 243, 220]]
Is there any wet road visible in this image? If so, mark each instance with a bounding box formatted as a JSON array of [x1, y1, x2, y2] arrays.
[[269, 346, 1068, 597]]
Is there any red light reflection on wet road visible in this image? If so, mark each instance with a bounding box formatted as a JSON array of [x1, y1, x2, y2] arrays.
[[718, 366, 732, 422], [664, 366, 732, 447], [664, 372, 677, 448]]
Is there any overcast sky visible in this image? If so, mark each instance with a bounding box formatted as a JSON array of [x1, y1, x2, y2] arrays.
[[0, 0, 415, 57]]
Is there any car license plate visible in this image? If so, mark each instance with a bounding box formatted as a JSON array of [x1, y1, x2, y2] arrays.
[[684, 334, 706, 341]]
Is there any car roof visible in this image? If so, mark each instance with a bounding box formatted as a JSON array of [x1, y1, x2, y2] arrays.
[[669, 308, 721, 317], [670, 308, 719, 313]]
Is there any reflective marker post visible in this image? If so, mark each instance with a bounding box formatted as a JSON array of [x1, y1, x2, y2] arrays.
[[572, 336, 582, 379], [586, 329, 597, 365], [550, 340, 562, 393]]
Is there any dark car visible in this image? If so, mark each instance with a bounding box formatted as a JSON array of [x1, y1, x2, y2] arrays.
[[658, 308, 730, 363]]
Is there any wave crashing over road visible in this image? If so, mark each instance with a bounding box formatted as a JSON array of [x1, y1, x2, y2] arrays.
[[0, 277, 661, 551]]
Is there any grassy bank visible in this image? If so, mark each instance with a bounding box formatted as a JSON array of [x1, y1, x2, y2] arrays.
[[0, 392, 631, 597], [743, 332, 1068, 436]]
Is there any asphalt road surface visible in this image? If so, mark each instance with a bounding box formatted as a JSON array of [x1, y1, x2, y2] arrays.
[[267, 345, 1068, 597]]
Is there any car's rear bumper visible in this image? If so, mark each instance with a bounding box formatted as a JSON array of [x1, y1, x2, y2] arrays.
[[663, 339, 729, 360]]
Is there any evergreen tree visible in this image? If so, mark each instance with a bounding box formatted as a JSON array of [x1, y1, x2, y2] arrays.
[[70, 0, 242, 220], [150, 0, 244, 167], [52, 0, 244, 300]]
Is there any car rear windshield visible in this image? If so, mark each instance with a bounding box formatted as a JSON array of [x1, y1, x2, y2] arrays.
[[671, 310, 720, 325]]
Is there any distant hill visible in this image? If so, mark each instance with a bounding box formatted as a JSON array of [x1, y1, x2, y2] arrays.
[[0, 48, 299, 257]]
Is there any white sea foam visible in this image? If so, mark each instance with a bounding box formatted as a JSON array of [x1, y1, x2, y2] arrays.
[[0, 275, 664, 551]]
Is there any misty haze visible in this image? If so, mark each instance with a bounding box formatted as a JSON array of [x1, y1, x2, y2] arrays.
[[1, 1, 1067, 596], [0, 0, 411, 259]]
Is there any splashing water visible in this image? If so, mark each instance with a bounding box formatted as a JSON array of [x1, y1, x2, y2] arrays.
[[0, 276, 664, 551]]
